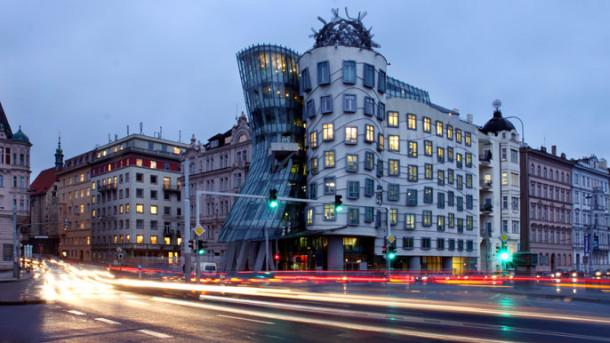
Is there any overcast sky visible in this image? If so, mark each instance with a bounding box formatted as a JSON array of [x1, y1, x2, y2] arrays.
[[1, 0, 609, 179]]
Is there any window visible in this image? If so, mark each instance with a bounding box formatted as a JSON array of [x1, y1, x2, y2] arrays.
[[425, 164, 433, 179], [447, 125, 453, 140], [448, 191, 455, 207], [512, 220, 520, 234], [343, 60, 356, 84], [377, 133, 384, 151], [150, 175, 157, 184], [324, 203, 336, 221], [136, 188, 144, 198], [511, 173, 519, 186], [437, 147, 445, 163], [438, 170, 445, 186], [376, 159, 383, 177], [348, 208, 359, 225], [512, 196, 519, 210], [408, 141, 417, 157], [365, 179, 374, 197], [447, 147, 454, 162], [466, 216, 473, 230], [310, 157, 318, 174], [466, 240, 473, 251], [363, 63, 375, 88], [405, 214, 416, 230], [344, 94, 357, 112], [424, 140, 432, 156], [403, 237, 414, 249], [322, 123, 334, 140], [306, 208, 314, 225], [457, 219, 464, 233], [423, 211, 432, 226], [364, 151, 374, 170], [448, 213, 455, 228], [389, 159, 400, 176], [317, 61, 330, 85], [377, 102, 385, 121], [466, 174, 473, 188], [365, 125, 375, 143], [407, 189, 417, 206], [438, 216, 445, 231], [438, 192, 445, 209], [390, 209, 398, 225], [306, 100, 316, 118], [388, 111, 399, 127], [364, 97, 375, 116], [136, 235, 144, 244], [301, 68, 311, 92], [457, 175, 463, 190], [502, 172, 508, 185], [309, 131, 318, 148], [424, 187, 433, 203], [324, 151, 335, 168], [365, 207, 374, 223], [423, 117, 431, 133], [422, 237, 431, 249], [320, 95, 333, 113], [347, 181, 359, 199], [465, 132, 471, 146], [466, 195, 473, 210], [408, 165, 418, 182], [136, 204, 144, 213], [457, 240, 464, 251], [388, 184, 399, 201], [346, 154, 358, 172], [136, 173, 143, 182], [456, 129, 462, 143], [389, 135, 399, 151], [436, 121, 443, 136], [309, 182, 317, 199], [377, 69, 386, 93], [150, 205, 157, 215], [407, 113, 417, 130], [324, 177, 336, 194], [465, 153, 472, 168], [345, 127, 358, 144]]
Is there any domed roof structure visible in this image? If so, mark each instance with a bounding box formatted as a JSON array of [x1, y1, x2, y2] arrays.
[[481, 100, 516, 134], [312, 8, 379, 50], [11, 126, 30, 144]]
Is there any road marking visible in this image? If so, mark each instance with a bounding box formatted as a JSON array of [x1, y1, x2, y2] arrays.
[[67, 310, 85, 316], [95, 318, 120, 325], [138, 329, 172, 339], [127, 299, 150, 306], [218, 314, 274, 325]]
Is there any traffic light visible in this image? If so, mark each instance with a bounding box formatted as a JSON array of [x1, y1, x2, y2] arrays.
[[197, 240, 206, 255], [269, 189, 278, 208], [273, 253, 280, 261], [188, 240, 194, 250], [382, 246, 387, 255], [387, 243, 397, 260], [498, 249, 512, 262], [334, 194, 343, 213]]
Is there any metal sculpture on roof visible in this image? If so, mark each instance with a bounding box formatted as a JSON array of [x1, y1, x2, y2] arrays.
[[312, 8, 380, 50]]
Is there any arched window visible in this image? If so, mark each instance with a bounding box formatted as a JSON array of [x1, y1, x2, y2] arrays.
[[537, 166, 541, 176], [543, 167, 547, 178], [530, 164, 535, 174], [549, 169, 553, 180]]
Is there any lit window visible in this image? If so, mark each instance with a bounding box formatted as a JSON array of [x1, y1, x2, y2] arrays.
[[389, 135, 399, 151], [408, 165, 418, 182], [320, 95, 333, 113], [310, 157, 318, 174], [322, 123, 334, 140], [150, 161, 157, 169], [465, 132, 471, 146], [502, 172, 508, 185], [377, 134, 384, 151], [405, 214, 415, 229], [437, 147, 445, 163], [324, 177, 336, 194], [389, 159, 399, 176], [456, 153, 462, 168], [136, 235, 144, 244], [438, 170, 445, 185], [306, 208, 314, 225], [324, 151, 335, 168], [343, 94, 357, 112], [136, 204, 144, 213], [136, 159, 143, 167], [423, 211, 432, 226], [408, 113, 417, 130], [164, 236, 171, 245], [343, 60, 356, 84], [408, 141, 417, 157], [309, 131, 318, 148], [424, 140, 432, 156], [79, 204, 84, 213], [365, 125, 375, 143], [348, 208, 359, 225], [150, 236, 158, 244], [126, 204, 130, 213], [388, 111, 399, 127], [345, 127, 358, 144], [91, 182, 96, 190], [425, 164, 433, 179], [423, 117, 431, 133], [390, 209, 398, 225], [456, 129, 462, 143], [447, 125, 453, 140], [465, 153, 472, 168], [150, 205, 157, 215], [447, 147, 454, 162], [438, 216, 445, 230], [120, 205, 124, 214], [436, 121, 443, 136], [324, 203, 336, 221], [346, 154, 358, 172]]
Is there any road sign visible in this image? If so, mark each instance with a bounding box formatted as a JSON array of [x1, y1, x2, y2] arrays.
[[193, 225, 205, 237], [500, 234, 509, 242], [584, 235, 590, 254], [387, 235, 395, 244]]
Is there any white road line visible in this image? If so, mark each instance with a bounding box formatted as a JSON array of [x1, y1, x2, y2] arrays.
[[138, 329, 172, 339], [127, 299, 150, 306], [67, 310, 85, 316], [95, 318, 120, 325], [218, 314, 274, 325]]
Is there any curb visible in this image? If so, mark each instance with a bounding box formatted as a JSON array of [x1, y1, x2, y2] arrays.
[[0, 298, 47, 306]]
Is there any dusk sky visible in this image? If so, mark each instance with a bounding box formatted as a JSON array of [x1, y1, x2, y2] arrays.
[[1, 1, 609, 179]]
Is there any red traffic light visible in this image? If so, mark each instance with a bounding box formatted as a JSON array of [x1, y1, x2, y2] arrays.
[[273, 253, 280, 261], [382, 246, 387, 254]]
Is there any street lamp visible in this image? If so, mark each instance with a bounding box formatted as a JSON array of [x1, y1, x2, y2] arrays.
[[585, 194, 594, 275], [504, 116, 526, 148]]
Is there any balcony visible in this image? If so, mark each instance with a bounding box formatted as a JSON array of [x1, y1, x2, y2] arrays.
[[480, 204, 493, 214], [163, 185, 181, 194], [98, 183, 117, 193], [480, 180, 492, 191]]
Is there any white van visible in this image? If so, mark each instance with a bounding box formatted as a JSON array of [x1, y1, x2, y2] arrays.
[[199, 262, 217, 273]]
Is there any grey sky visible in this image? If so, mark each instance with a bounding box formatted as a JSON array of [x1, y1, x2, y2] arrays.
[[1, 0, 609, 179]]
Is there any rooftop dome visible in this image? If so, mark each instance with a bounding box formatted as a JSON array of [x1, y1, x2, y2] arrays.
[[11, 126, 30, 144], [312, 8, 379, 50], [481, 100, 515, 134]]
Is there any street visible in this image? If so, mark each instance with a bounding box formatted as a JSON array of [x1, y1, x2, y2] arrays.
[[1, 263, 609, 342]]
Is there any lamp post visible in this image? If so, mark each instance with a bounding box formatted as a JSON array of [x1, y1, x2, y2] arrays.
[[504, 116, 526, 148], [585, 194, 594, 275], [13, 200, 19, 279]]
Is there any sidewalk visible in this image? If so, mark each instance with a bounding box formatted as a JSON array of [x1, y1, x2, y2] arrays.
[[0, 270, 46, 305]]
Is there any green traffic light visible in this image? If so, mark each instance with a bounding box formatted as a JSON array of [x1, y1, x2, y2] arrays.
[[499, 251, 511, 261], [269, 200, 278, 208], [198, 248, 205, 255], [387, 252, 396, 260], [335, 204, 343, 213]]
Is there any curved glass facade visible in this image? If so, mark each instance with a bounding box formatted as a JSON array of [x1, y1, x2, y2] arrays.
[[219, 44, 306, 242]]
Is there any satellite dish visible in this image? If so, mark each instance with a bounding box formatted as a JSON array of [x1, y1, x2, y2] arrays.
[[492, 99, 502, 111]]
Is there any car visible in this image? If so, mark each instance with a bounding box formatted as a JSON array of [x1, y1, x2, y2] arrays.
[[593, 269, 603, 279], [570, 270, 584, 278]]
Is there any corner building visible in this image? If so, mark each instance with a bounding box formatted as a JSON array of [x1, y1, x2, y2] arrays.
[[300, 12, 480, 272]]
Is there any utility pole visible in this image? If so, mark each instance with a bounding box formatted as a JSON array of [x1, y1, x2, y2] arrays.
[[13, 200, 19, 279], [184, 157, 191, 282]]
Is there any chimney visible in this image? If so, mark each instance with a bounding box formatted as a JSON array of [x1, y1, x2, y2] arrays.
[[541, 145, 547, 152], [467, 113, 473, 123], [552, 145, 557, 155]]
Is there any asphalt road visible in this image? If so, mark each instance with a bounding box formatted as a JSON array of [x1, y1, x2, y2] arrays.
[[1, 264, 609, 342]]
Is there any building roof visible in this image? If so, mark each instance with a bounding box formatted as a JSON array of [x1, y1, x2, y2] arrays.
[[312, 8, 379, 50], [11, 127, 30, 144], [481, 110, 516, 134], [0, 101, 13, 138], [30, 167, 59, 196]]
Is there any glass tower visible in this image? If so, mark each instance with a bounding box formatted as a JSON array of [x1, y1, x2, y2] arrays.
[[219, 44, 305, 243]]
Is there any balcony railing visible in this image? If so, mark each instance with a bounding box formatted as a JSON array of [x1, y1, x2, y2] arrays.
[[480, 204, 493, 213]]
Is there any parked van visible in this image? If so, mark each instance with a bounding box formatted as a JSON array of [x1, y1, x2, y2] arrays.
[[199, 262, 217, 273]]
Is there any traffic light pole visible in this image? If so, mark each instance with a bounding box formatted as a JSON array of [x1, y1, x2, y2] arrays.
[[184, 158, 191, 283]]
